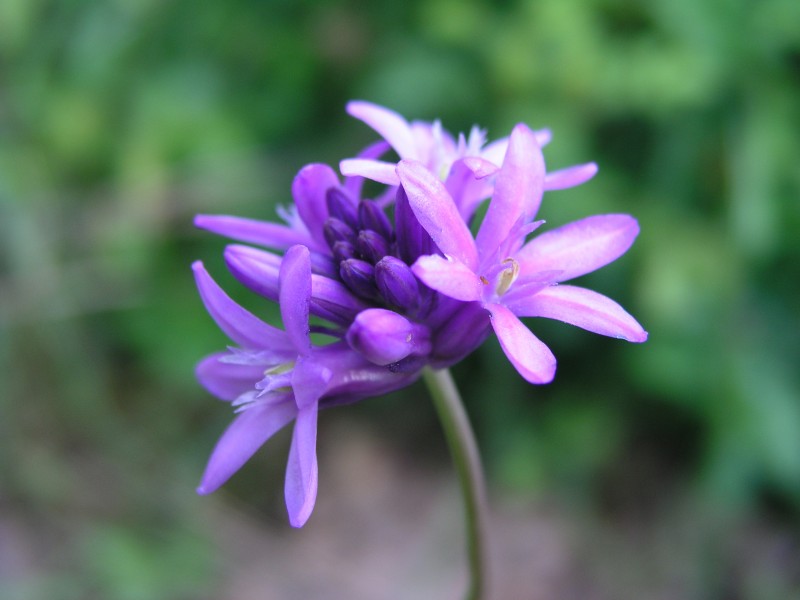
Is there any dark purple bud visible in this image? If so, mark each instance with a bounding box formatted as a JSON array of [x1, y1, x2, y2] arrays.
[[323, 217, 356, 249], [375, 256, 420, 312], [358, 200, 393, 240], [356, 229, 389, 264], [326, 187, 359, 229], [339, 258, 379, 300], [332, 240, 356, 263], [346, 309, 432, 366], [430, 303, 492, 367], [394, 186, 436, 264]]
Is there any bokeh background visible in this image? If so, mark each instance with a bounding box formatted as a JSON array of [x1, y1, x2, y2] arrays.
[[2, 0, 799, 598]]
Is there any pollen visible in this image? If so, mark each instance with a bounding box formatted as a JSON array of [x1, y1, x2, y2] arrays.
[[495, 258, 520, 296]]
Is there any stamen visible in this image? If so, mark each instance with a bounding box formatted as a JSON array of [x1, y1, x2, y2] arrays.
[[495, 258, 520, 296]]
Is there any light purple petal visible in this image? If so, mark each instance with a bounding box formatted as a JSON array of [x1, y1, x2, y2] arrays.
[[279, 246, 312, 356], [412, 254, 483, 302], [516, 214, 640, 282], [476, 124, 545, 260], [285, 403, 319, 528], [339, 158, 400, 186], [346, 100, 418, 160], [194, 214, 311, 250], [486, 302, 556, 384], [291, 164, 339, 248], [193, 261, 291, 351], [397, 160, 478, 269], [508, 285, 648, 342], [446, 158, 498, 221], [543, 162, 598, 191], [344, 140, 391, 198], [197, 398, 296, 495], [291, 355, 333, 409], [196, 353, 270, 401]]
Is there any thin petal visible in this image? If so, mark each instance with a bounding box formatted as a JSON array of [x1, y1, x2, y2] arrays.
[[196, 352, 269, 401], [516, 214, 640, 282], [279, 246, 312, 356], [285, 403, 319, 528], [476, 124, 545, 260], [291, 355, 333, 409], [397, 160, 478, 269], [292, 164, 340, 247], [343, 140, 391, 198], [193, 261, 290, 350], [346, 100, 417, 159], [486, 303, 556, 384], [195, 215, 311, 250], [339, 159, 400, 186], [197, 398, 296, 495], [508, 285, 648, 342], [412, 254, 483, 302], [543, 162, 598, 191], [446, 158, 498, 221]]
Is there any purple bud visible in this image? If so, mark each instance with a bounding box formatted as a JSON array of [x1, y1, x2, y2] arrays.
[[324, 217, 356, 249], [326, 187, 359, 230], [356, 229, 389, 264], [346, 309, 432, 366], [332, 240, 356, 263], [358, 200, 393, 240], [430, 302, 492, 367], [394, 186, 435, 264], [374, 256, 420, 312], [339, 258, 379, 300]]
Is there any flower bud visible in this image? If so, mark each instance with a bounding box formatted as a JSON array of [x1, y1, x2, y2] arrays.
[[356, 229, 389, 264], [374, 256, 420, 312], [326, 187, 359, 229], [346, 309, 432, 366], [339, 258, 379, 300], [358, 200, 393, 240]]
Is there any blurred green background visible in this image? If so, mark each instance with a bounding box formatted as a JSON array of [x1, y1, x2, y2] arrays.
[[2, 0, 799, 598]]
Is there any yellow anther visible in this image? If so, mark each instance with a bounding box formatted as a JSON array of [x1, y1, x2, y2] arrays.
[[495, 258, 520, 296]]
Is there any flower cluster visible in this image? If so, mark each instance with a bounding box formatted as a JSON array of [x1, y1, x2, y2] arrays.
[[193, 101, 647, 526]]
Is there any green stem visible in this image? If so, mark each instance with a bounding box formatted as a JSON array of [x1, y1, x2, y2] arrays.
[[422, 367, 491, 600]]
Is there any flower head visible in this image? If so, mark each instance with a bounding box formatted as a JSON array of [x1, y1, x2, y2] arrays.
[[193, 101, 646, 525]]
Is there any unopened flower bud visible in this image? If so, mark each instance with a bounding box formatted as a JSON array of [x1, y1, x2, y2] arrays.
[[346, 309, 432, 366]]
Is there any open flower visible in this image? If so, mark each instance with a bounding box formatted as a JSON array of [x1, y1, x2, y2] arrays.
[[194, 245, 416, 526], [398, 123, 648, 384]]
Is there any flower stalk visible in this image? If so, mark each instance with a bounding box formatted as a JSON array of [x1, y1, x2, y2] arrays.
[[423, 367, 491, 600]]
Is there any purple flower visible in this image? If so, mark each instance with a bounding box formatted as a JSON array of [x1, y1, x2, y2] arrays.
[[193, 245, 415, 526], [397, 123, 647, 384]]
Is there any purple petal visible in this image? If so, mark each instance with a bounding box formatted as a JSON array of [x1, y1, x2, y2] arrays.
[[279, 246, 312, 356], [397, 160, 479, 269], [486, 302, 556, 384], [412, 254, 483, 302], [508, 285, 648, 342], [196, 353, 270, 401], [446, 158, 498, 221], [394, 186, 436, 264], [476, 124, 545, 260], [339, 159, 400, 186], [428, 303, 492, 367], [343, 140, 391, 198], [346, 101, 418, 160], [346, 309, 432, 366], [291, 356, 333, 409], [285, 403, 319, 528], [195, 214, 311, 250], [292, 164, 340, 248], [544, 162, 598, 191], [516, 214, 640, 282], [193, 261, 291, 351], [197, 398, 296, 495]]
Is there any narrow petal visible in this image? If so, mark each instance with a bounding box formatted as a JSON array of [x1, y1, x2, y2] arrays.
[[446, 158, 498, 221], [291, 164, 340, 247], [193, 261, 290, 351], [486, 303, 556, 384], [544, 162, 598, 191], [291, 355, 333, 409], [476, 124, 545, 259], [412, 254, 483, 302], [197, 398, 296, 495], [516, 214, 640, 282], [196, 353, 270, 401], [339, 159, 400, 186], [285, 404, 319, 528], [195, 215, 312, 250], [346, 100, 418, 159], [279, 246, 312, 356], [397, 160, 478, 269], [343, 140, 391, 198], [508, 285, 648, 342]]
